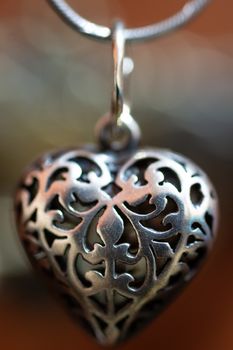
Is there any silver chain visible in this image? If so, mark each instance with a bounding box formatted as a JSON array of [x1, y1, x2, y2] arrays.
[[47, 0, 211, 150], [48, 0, 211, 42]]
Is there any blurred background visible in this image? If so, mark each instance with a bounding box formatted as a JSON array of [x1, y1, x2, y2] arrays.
[[0, 0, 232, 349]]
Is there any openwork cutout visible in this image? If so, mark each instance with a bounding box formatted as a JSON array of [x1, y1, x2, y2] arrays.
[[15, 148, 218, 345]]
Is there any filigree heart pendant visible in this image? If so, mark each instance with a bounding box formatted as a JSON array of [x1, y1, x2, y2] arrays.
[[15, 146, 218, 344], [15, 5, 218, 347]]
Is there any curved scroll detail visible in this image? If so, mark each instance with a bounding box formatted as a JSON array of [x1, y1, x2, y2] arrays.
[[15, 148, 218, 345]]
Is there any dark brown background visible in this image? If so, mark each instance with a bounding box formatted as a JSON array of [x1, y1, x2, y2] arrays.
[[0, 1, 232, 350]]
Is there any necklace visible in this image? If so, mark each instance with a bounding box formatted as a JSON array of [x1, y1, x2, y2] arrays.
[[14, 0, 218, 345]]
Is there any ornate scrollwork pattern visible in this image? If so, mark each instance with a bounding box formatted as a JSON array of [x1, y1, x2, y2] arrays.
[[15, 148, 218, 345]]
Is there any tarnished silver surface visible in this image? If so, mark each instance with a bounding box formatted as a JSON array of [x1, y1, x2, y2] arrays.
[[15, 147, 218, 345]]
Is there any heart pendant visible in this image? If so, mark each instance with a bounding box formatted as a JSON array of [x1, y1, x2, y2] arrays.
[[15, 147, 218, 345]]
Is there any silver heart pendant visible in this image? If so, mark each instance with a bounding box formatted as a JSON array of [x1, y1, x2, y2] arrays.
[[15, 147, 218, 345]]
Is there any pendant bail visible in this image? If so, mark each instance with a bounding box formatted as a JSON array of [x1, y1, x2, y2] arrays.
[[111, 21, 125, 125], [96, 22, 141, 152]]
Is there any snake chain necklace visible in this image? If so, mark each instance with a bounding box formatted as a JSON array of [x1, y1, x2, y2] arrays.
[[14, 0, 218, 345]]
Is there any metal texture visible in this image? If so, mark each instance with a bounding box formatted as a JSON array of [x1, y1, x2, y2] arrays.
[[48, 0, 211, 42], [15, 147, 218, 345]]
